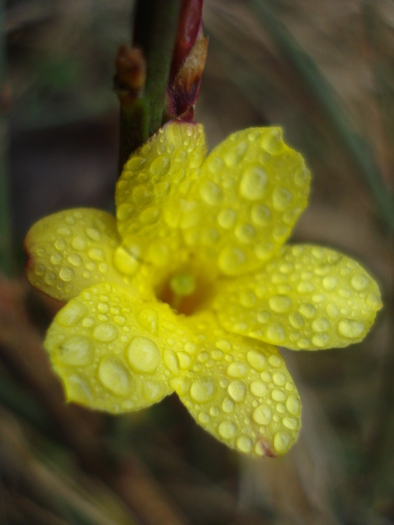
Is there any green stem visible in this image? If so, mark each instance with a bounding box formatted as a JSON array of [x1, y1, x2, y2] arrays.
[[132, 0, 183, 137], [0, 0, 13, 275]]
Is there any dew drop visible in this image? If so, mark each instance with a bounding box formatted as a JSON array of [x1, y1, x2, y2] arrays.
[[312, 318, 330, 332], [235, 223, 256, 243], [299, 303, 316, 319], [35, 264, 45, 276], [351, 274, 370, 291], [227, 380, 246, 402], [143, 380, 164, 402], [283, 416, 298, 430], [268, 355, 282, 368], [88, 248, 105, 261], [150, 156, 170, 177], [273, 188, 293, 211], [56, 336, 93, 365], [326, 302, 339, 318], [222, 397, 234, 413], [198, 412, 210, 425], [68, 254, 82, 267], [268, 295, 291, 313], [217, 208, 236, 229], [57, 302, 87, 326], [200, 181, 223, 205], [240, 290, 256, 308], [190, 378, 216, 403], [218, 247, 246, 274], [92, 323, 118, 342], [286, 394, 300, 415], [250, 381, 268, 397], [261, 128, 283, 154], [289, 312, 304, 329], [322, 275, 338, 291], [113, 246, 140, 275], [55, 239, 66, 251], [127, 337, 161, 373], [246, 350, 266, 371], [57, 227, 71, 237], [86, 227, 101, 241], [266, 324, 286, 344], [240, 166, 268, 200], [137, 309, 159, 334], [251, 204, 271, 226], [163, 349, 180, 375], [98, 358, 133, 396], [218, 420, 237, 440], [338, 319, 365, 339], [272, 389, 286, 402], [273, 430, 291, 454], [273, 372, 286, 386], [236, 435, 252, 453], [72, 237, 87, 251], [252, 404, 272, 424], [224, 140, 247, 167], [312, 334, 330, 347], [226, 361, 249, 378]]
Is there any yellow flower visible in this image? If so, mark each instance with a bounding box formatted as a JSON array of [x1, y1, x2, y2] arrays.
[[25, 121, 382, 457]]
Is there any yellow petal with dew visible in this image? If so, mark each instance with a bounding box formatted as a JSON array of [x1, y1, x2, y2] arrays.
[[213, 245, 382, 350], [180, 127, 310, 276], [25, 208, 159, 303], [44, 282, 191, 413], [174, 313, 301, 457], [115, 121, 206, 271]]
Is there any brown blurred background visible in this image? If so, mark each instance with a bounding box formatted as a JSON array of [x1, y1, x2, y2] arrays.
[[0, 1, 393, 524]]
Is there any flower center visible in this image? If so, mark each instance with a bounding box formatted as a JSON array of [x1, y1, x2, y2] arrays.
[[158, 268, 214, 316]]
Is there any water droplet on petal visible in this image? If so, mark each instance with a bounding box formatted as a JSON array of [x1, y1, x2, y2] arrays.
[[252, 404, 272, 424], [72, 237, 87, 251], [268, 295, 291, 313], [217, 208, 237, 229], [218, 420, 237, 440], [127, 337, 161, 373], [286, 394, 300, 415], [86, 228, 101, 241], [56, 336, 93, 365], [246, 351, 266, 371], [273, 188, 293, 211], [59, 267, 74, 282], [190, 378, 216, 403], [351, 274, 370, 291], [338, 319, 365, 339], [227, 380, 246, 402], [250, 381, 268, 397], [57, 302, 87, 326], [150, 156, 170, 177], [240, 166, 268, 200], [92, 323, 118, 342], [222, 397, 234, 413], [218, 247, 246, 274], [266, 324, 286, 344], [200, 181, 223, 205], [143, 380, 164, 402], [236, 435, 252, 453], [226, 361, 249, 378], [98, 358, 133, 396], [323, 276, 338, 291], [273, 430, 291, 454]]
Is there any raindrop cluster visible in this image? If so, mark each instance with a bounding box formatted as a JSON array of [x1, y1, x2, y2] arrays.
[[214, 245, 381, 350]]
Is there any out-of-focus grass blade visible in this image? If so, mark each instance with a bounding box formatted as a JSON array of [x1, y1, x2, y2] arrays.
[[248, 0, 394, 232], [0, 0, 13, 275]]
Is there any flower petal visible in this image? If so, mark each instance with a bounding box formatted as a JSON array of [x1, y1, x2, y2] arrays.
[[115, 121, 207, 270], [44, 283, 191, 412], [180, 127, 310, 276], [213, 245, 382, 350], [174, 313, 301, 457], [25, 209, 129, 301]]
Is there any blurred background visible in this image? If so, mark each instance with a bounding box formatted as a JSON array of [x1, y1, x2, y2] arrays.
[[0, 0, 393, 523]]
